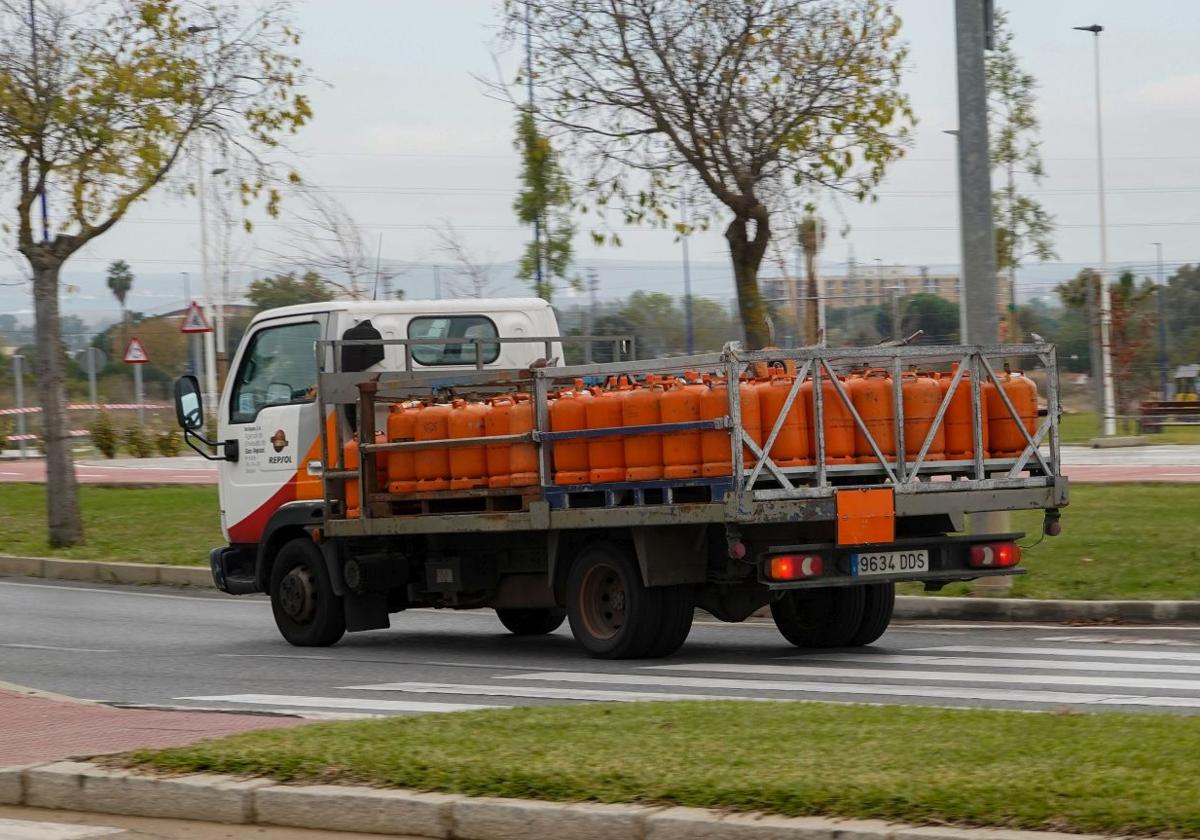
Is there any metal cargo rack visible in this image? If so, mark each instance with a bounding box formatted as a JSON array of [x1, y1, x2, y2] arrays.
[[315, 339, 1067, 538]]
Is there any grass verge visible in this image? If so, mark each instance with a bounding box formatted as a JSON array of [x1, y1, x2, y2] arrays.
[[121, 700, 1200, 837], [1059, 411, 1200, 444], [0, 484, 221, 566], [901, 483, 1200, 600]]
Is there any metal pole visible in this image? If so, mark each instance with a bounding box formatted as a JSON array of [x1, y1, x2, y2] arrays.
[[681, 191, 694, 354], [1076, 25, 1117, 436], [433, 264, 442, 299], [1154, 242, 1169, 399], [134, 363, 144, 426], [524, 0, 544, 299], [87, 351, 98, 409], [13, 354, 27, 459], [956, 0, 1008, 593], [197, 148, 218, 421]]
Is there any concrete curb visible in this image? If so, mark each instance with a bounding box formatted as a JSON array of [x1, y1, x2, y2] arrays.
[[2, 553, 1196, 624], [894, 595, 1200, 624], [5, 760, 1126, 840], [0, 554, 212, 588]]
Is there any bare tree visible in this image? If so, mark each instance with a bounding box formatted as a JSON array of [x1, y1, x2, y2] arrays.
[[503, 0, 913, 348], [273, 188, 373, 299], [433, 222, 497, 299], [0, 0, 310, 545]]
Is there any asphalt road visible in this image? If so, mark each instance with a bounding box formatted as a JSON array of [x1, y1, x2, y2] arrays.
[[4, 446, 1200, 484], [3, 577, 1200, 717]]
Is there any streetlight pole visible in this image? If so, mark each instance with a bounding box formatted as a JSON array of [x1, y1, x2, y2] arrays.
[[1075, 24, 1117, 437], [12, 354, 27, 459], [197, 147, 218, 421], [1153, 242, 1169, 399]]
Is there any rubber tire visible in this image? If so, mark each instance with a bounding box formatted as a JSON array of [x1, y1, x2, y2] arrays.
[[643, 585, 695, 658], [566, 541, 663, 659], [770, 586, 866, 649], [848, 582, 895, 647], [269, 538, 346, 647], [496, 608, 567, 636]]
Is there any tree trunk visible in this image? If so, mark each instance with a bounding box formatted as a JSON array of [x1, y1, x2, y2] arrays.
[[725, 212, 772, 350], [804, 251, 819, 345], [31, 259, 83, 547]]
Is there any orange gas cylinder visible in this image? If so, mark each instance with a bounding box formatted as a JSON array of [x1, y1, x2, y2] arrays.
[[415, 402, 452, 491], [550, 380, 591, 485], [901, 372, 946, 461], [701, 377, 763, 476], [448, 399, 489, 490], [939, 366, 992, 461], [386, 402, 422, 494], [757, 372, 812, 468], [803, 375, 857, 465], [850, 368, 896, 464], [484, 396, 515, 488], [987, 370, 1038, 457], [585, 381, 628, 484], [508, 394, 539, 487], [343, 432, 386, 517], [660, 376, 704, 480], [623, 375, 665, 481]]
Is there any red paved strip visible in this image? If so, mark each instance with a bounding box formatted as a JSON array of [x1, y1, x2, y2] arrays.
[[1063, 465, 1200, 483], [0, 462, 217, 485], [0, 687, 306, 764]]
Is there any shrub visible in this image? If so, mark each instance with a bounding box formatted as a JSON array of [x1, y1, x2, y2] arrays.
[[155, 428, 183, 457], [122, 424, 155, 458], [89, 412, 119, 458]]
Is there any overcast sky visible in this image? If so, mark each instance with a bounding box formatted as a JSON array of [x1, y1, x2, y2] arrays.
[[4, 0, 1200, 321]]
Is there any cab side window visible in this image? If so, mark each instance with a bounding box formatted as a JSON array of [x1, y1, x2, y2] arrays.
[[408, 315, 499, 366], [230, 322, 322, 424]]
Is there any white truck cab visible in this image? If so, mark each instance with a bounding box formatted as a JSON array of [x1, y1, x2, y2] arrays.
[[208, 297, 562, 548]]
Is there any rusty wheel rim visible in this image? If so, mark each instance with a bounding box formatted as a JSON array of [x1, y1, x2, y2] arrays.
[[578, 561, 625, 641]]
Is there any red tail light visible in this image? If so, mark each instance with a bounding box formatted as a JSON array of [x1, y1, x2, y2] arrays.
[[768, 554, 823, 581], [968, 542, 1021, 568]]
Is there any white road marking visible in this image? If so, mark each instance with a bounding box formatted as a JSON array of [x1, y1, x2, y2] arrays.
[[0, 580, 261, 603], [918, 644, 1200, 662], [500, 671, 1200, 708], [1035, 636, 1199, 646], [899, 622, 1200, 631], [647, 661, 1200, 691], [0, 643, 116, 653], [0, 818, 123, 839], [343, 681, 750, 703], [0, 471, 22, 477], [775, 652, 1200, 675], [179, 693, 501, 713]]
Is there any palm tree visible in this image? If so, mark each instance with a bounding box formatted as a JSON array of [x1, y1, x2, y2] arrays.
[[105, 260, 134, 341], [798, 215, 826, 345]]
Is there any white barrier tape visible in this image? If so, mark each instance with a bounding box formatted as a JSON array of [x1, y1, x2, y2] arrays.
[[0, 404, 168, 415]]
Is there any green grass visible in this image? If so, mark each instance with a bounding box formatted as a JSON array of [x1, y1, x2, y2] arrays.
[[901, 483, 1200, 600], [120, 700, 1200, 836], [0, 485, 221, 566], [1059, 410, 1200, 444]]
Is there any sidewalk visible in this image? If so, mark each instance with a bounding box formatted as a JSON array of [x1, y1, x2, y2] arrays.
[[0, 684, 306, 766]]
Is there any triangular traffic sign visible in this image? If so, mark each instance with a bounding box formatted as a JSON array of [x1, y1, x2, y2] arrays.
[[180, 300, 212, 333], [123, 336, 150, 364]]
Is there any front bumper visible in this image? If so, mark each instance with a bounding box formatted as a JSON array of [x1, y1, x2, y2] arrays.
[[209, 545, 259, 595]]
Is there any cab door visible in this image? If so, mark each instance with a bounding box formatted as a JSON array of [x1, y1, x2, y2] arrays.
[[219, 313, 328, 544]]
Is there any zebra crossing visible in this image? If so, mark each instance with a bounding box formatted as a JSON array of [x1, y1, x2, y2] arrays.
[[180, 638, 1200, 717]]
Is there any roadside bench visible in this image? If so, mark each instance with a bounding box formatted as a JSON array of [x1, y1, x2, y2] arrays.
[[1139, 400, 1200, 433]]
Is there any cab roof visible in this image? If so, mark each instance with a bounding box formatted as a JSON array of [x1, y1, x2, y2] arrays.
[[249, 297, 556, 325]]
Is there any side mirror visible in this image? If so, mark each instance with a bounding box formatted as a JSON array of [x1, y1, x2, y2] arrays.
[[174, 376, 204, 431]]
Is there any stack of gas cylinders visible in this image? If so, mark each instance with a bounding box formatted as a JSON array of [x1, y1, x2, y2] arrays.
[[341, 366, 1039, 509]]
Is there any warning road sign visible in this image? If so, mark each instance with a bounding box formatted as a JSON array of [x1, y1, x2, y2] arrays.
[[180, 301, 212, 334], [123, 337, 150, 364]]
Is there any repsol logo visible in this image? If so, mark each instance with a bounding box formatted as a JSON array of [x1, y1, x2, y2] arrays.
[[268, 455, 293, 465]]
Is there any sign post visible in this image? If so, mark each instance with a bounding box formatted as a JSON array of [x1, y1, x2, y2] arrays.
[[12, 354, 26, 459], [123, 337, 150, 425], [79, 347, 107, 411], [180, 301, 215, 422]]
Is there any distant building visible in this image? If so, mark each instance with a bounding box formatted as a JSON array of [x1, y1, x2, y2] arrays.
[[761, 266, 961, 311]]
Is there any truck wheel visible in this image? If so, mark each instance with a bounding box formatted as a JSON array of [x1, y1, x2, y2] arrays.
[[269, 538, 345, 647], [770, 586, 866, 649], [848, 583, 895, 647], [644, 585, 695, 658], [496, 608, 566, 636], [566, 541, 663, 659]]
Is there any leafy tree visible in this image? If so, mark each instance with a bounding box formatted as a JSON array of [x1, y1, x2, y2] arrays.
[[1, 0, 310, 546], [507, 0, 913, 349], [247, 271, 335, 311], [513, 109, 576, 301], [875, 293, 960, 344], [986, 7, 1056, 339], [105, 259, 134, 327], [1163, 264, 1200, 363]]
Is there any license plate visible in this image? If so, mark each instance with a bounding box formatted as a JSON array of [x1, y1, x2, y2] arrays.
[[851, 549, 929, 577]]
